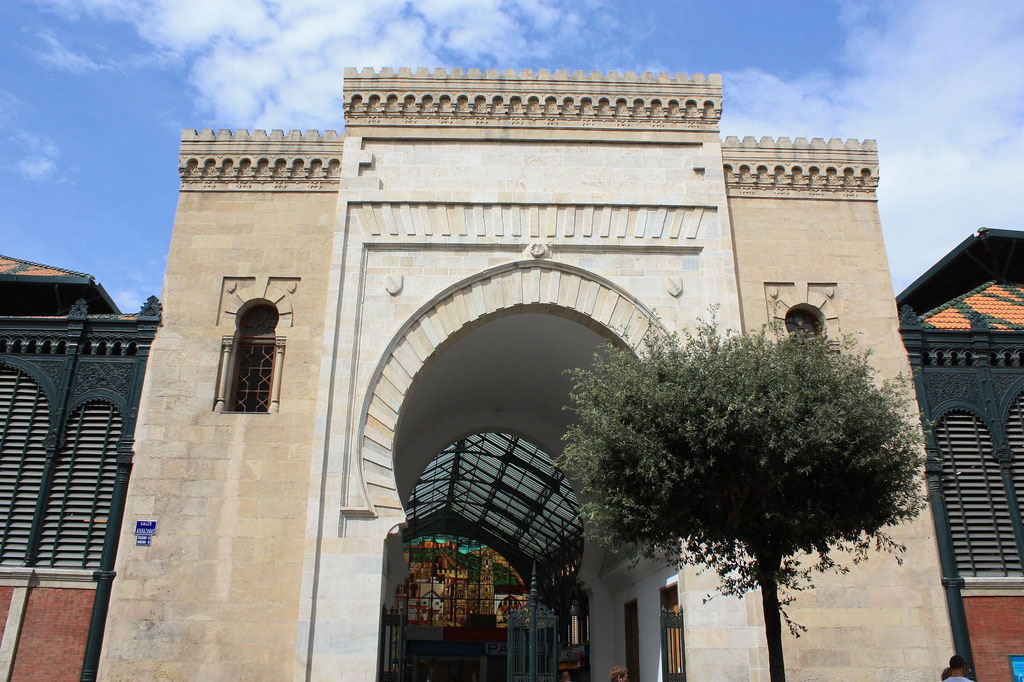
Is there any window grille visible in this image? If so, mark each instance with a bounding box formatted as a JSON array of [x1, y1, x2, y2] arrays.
[[935, 410, 1021, 576], [0, 366, 51, 565], [232, 305, 279, 412], [36, 400, 122, 568]]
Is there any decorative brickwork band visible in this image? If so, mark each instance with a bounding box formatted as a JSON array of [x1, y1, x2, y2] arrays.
[[179, 129, 342, 192], [343, 67, 722, 132], [722, 136, 879, 200]]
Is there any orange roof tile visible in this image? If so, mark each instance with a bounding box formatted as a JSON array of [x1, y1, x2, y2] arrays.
[[0, 254, 92, 280], [921, 281, 1024, 331]]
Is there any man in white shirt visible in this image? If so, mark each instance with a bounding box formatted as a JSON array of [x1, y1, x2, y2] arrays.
[[943, 654, 972, 681]]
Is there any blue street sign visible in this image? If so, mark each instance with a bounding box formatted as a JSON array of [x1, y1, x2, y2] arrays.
[[136, 535, 151, 547], [135, 520, 157, 535]]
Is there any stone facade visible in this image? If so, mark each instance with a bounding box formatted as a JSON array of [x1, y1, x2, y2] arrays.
[[100, 68, 951, 681]]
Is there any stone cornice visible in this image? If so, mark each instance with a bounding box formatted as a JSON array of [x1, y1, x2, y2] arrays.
[[179, 129, 344, 192], [722, 136, 879, 200], [0, 565, 96, 584], [343, 67, 722, 133]]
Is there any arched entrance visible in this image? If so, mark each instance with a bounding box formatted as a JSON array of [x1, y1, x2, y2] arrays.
[[360, 262, 676, 682], [389, 431, 583, 682]]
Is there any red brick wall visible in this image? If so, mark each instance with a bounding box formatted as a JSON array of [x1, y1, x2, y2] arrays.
[[963, 595, 1024, 682], [0, 586, 12, 642], [10, 587, 94, 682]]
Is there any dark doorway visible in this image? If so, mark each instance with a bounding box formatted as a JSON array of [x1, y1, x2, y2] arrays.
[[624, 600, 639, 682]]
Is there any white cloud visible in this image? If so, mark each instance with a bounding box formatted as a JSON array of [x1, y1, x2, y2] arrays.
[[7, 130, 63, 182], [13, 131, 60, 159], [34, 0, 607, 128], [721, 0, 1024, 291], [33, 30, 109, 72], [16, 156, 58, 181]]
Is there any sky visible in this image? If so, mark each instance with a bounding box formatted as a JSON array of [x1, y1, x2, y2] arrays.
[[1, 0, 1023, 312]]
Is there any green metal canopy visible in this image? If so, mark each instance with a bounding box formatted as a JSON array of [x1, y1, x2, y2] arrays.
[[405, 432, 583, 576]]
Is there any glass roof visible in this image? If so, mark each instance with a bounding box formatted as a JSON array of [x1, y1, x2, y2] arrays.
[[405, 432, 583, 573]]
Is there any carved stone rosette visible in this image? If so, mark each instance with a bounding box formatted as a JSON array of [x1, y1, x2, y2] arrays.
[[722, 136, 879, 200], [343, 67, 723, 133], [179, 129, 343, 192]]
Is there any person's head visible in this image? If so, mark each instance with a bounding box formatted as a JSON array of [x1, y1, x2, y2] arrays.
[[559, 672, 572, 682], [610, 666, 628, 682], [949, 654, 968, 674]]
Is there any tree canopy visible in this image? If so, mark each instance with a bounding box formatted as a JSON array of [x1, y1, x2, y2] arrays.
[[560, 322, 925, 682]]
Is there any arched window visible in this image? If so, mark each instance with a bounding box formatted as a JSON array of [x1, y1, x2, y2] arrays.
[[231, 304, 280, 412], [784, 305, 824, 335], [935, 409, 1021, 576]]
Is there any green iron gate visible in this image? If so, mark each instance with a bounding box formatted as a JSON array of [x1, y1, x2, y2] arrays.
[[377, 605, 406, 682], [661, 607, 685, 681], [507, 569, 557, 682]]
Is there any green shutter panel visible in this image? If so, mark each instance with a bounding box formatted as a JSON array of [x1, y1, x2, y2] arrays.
[[999, 391, 1024, 566], [936, 410, 1021, 576], [36, 400, 122, 568], [0, 366, 51, 564]]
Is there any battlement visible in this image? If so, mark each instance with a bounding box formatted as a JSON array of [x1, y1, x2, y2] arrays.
[[179, 129, 344, 193], [721, 135, 879, 200], [182, 129, 340, 142], [343, 66, 721, 85], [722, 135, 876, 152], [343, 66, 723, 134]]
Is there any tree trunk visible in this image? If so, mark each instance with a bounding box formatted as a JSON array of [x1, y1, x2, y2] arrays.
[[757, 558, 786, 682]]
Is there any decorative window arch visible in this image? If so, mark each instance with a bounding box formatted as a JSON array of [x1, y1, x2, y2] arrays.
[[934, 409, 1021, 576], [214, 301, 286, 413]]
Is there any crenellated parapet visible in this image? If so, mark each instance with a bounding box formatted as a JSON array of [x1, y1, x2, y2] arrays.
[[722, 136, 879, 200], [342, 67, 722, 133], [179, 129, 344, 192]]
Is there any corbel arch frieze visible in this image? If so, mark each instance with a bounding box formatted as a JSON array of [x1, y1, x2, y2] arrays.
[[346, 260, 664, 519]]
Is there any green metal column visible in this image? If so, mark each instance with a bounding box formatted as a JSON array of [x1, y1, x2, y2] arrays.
[[80, 302, 158, 682], [901, 311, 975, 674], [79, 440, 132, 682]]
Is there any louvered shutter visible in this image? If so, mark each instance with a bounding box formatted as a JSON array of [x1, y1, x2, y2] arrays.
[[1000, 391, 1024, 566], [935, 410, 1021, 576], [36, 400, 122, 568], [0, 366, 51, 564]]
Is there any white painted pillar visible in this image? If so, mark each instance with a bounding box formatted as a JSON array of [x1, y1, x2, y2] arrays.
[[0, 587, 28, 681]]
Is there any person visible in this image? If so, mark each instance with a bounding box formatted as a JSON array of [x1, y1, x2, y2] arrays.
[[559, 672, 573, 682], [940, 667, 951, 680], [610, 666, 628, 682], [944, 654, 971, 682]]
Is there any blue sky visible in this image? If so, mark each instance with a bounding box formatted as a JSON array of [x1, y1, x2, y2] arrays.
[[1, 0, 1023, 311]]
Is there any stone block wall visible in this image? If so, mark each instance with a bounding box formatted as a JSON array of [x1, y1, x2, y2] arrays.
[[99, 149, 340, 678], [725, 136, 951, 680]]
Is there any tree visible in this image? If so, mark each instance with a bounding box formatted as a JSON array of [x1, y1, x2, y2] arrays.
[[560, 322, 925, 682]]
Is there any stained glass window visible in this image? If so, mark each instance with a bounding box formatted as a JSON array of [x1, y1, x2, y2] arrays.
[[398, 534, 526, 628]]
